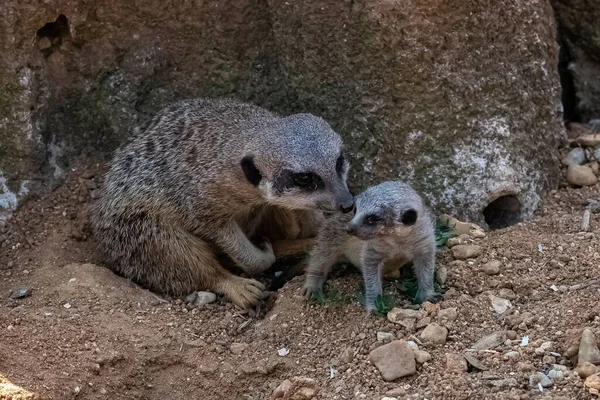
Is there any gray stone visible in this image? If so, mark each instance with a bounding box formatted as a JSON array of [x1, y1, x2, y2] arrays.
[[490, 295, 511, 314], [472, 331, 506, 350], [529, 372, 553, 388], [10, 288, 31, 299], [547, 369, 563, 381], [377, 332, 395, 342], [368, 340, 416, 381], [562, 148, 586, 166], [193, 291, 217, 307]]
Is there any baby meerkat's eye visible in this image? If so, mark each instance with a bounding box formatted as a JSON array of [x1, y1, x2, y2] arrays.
[[364, 214, 382, 226], [401, 209, 418, 226]]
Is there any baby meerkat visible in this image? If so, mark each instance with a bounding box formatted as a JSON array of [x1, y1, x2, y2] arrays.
[[302, 181, 439, 312]]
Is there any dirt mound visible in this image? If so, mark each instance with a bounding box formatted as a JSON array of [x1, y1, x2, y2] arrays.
[[1, 159, 600, 399]]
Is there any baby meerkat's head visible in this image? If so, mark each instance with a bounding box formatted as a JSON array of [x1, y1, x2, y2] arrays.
[[241, 113, 355, 214], [346, 181, 423, 240]]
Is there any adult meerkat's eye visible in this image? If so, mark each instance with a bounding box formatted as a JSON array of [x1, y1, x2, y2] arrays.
[[293, 173, 320, 190], [294, 173, 311, 187], [364, 214, 382, 226]]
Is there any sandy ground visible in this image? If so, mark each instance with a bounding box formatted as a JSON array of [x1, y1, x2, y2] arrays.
[[1, 157, 600, 400]]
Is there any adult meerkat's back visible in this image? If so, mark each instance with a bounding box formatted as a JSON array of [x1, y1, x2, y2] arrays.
[[302, 181, 439, 312], [92, 98, 354, 309]]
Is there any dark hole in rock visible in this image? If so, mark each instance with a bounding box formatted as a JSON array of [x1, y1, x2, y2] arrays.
[[557, 35, 580, 124], [36, 14, 70, 56], [483, 195, 522, 230]]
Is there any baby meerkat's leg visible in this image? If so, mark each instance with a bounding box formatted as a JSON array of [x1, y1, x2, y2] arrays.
[[412, 249, 437, 303], [361, 248, 385, 313], [213, 220, 276, 275], [301, 245, 339, 299]]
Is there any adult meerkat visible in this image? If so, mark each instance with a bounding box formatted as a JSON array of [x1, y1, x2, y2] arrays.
[[302, 181, 438, 312], [91, 98, 354, 309]]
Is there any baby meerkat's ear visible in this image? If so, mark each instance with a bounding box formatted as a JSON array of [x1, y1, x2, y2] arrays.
[[400, 209, 418, 226], [241, 155, 262, 186]]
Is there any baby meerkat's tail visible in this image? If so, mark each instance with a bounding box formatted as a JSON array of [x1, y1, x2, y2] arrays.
[[93, 208, 264, 309]]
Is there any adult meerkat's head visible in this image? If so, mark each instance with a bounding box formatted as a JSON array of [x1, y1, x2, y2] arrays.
[[346, 181, 422, 241], [241, 113, 355, 213]]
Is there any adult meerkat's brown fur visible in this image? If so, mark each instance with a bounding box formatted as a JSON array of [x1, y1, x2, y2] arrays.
[[91, 98, 354, 308]]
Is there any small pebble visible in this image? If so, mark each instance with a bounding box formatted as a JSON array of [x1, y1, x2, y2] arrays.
[[230, 343, 248, 355], [445, 353, 468, 373], [368, 340, 416, 381], [193, 291, 217, 307], [529, 372, 553, 388], [576, 362, 598, 378], [437, 307, 458, 323], [562, 148, 586, 166], [490, 295, 511, 314], [377, 332, 395, 342], [9, 288, 31, 299], [585, 374, 600, 391], [482, 260, 501, 275], [567, 164, 598, 186], [420, 323, 448, 345], [451, 245, 482, 260], [413, 350, 432, 364]]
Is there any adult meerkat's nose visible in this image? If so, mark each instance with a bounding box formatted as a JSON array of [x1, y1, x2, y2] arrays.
[[336, 185, 355, 214]]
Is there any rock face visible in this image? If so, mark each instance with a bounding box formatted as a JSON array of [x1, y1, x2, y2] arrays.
[[0, 0, 564, 224], [551, 0, 600, 122]]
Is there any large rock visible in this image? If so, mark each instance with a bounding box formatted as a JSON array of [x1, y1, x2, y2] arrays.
[[0, 1, 564, 225]]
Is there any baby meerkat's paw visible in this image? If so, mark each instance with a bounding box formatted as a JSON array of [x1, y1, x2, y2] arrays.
[[221, 276, 265, 310], [301, 277, 324, 300], [415, 288, 441, 304]]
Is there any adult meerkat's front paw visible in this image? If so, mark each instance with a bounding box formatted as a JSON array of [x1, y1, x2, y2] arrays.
[[221, 276, 265, 310]]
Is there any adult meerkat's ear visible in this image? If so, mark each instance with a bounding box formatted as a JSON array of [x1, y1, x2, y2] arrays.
[[241, 155, 262, 186]]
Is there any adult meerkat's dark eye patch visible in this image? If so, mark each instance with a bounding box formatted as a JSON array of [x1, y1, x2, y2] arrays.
[[241, 155, 262, 186], [401, 209, 418, 226]]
